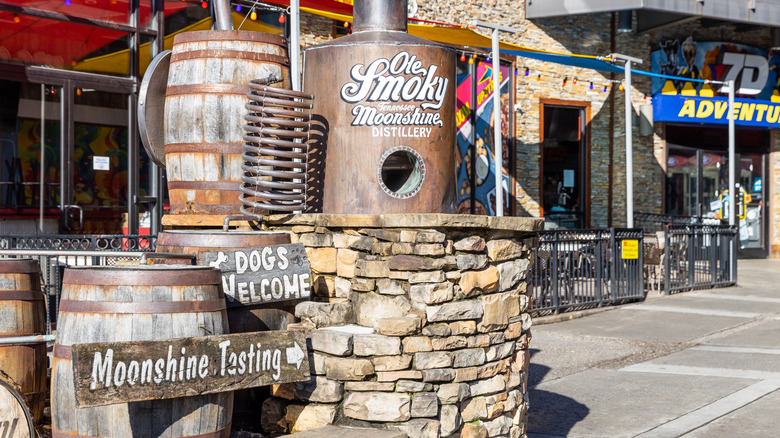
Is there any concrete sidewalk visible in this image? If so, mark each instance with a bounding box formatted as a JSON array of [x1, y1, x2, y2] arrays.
[[527, 259, 780, 438]]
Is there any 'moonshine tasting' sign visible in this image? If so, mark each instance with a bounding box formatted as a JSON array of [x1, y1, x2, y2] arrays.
[[71, 330, 310, 407]]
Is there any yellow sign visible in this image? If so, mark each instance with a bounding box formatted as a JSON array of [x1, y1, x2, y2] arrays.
[[622, 240, 639, 260]]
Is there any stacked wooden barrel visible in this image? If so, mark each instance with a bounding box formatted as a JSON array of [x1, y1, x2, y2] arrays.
[[50, 265, 233, 437], [0, 259, 47, 423], [164, 30, 289, 217]]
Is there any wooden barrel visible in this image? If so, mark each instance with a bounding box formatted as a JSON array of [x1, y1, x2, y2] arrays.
[[0, 377, 36, 438], [0, 259, 47, 424], [164, 30, 290, 216], [156, 231, 296, 432], [51, 265, 233, 438]]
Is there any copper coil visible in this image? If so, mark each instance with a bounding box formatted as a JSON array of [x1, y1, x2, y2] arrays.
[[241, 81, 314, 217]]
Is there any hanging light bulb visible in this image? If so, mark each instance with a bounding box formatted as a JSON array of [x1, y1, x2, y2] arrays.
[[486, 55, 491, 62], [562, 77, 568, 86], [71, 59, 77, 66], [468, 57, 474, 65], [536, 74, 541, 81], [201, 0, 207, 8], [618, 83, 624, 91], [64, 0, 71, 5], [13, 13, 20, 23], [250, 10, 257, 20], [76, 88, 82, 96], [343, 21, 349, 28], [603, 85, 608, 92], [524, 67, 529, 77], [514, 68, 518, 76], [235, 4, 241, 12], [573, 77, 578, 85], [278, 13, 285, 23], [589, 82, 594, 90], [460, 53, 466, 62]]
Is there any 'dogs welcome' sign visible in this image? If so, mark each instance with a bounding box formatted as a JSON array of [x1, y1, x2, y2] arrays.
[[202, 243, 312, 308]]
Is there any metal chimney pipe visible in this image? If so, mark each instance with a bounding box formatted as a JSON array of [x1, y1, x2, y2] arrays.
[[353, 0, 408, 32], [212, 0, 234, 30]]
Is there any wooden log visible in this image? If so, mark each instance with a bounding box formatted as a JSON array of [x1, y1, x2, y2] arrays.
[[164, 30, 290, 216], [0, 259, 47, 424], [50, 265, 233, 438]]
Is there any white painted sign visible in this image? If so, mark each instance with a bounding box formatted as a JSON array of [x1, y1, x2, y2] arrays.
[[93, 156, 110, 171]]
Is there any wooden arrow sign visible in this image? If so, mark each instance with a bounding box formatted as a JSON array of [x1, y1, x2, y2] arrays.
[[70, 330, 310, 408], [201, 243, 312, 308]]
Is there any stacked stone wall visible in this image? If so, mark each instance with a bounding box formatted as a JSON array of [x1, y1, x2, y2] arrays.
[[262, 214, 541, 437]]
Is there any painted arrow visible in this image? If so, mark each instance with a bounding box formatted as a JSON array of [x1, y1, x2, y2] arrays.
[[286, 342, 305, 370]]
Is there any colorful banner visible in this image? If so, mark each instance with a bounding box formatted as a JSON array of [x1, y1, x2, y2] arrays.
[[651, 39, 779, 100], [455, 60, 512, 215], [653, 94, 780, 128]]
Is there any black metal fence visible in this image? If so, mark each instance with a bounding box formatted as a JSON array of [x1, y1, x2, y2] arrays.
[[664, 224, 738, 294], [531, 228, 644, 316], [634, 212, 725, 233], [0, 234, 156, 332]]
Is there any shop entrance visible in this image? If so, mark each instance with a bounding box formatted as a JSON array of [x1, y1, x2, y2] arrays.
[[665, 125, 768, 258], [0, 69, 153, 235], [540, 100, 590, 229]]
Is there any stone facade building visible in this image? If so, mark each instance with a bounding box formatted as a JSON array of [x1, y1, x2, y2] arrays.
[[297, 1, 780, 258]]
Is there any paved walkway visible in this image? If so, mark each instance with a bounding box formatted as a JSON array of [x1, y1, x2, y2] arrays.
[[527, 259, 780, 438]]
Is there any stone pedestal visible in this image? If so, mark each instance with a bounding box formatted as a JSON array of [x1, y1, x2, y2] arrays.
[[263, 214, 541, 438]]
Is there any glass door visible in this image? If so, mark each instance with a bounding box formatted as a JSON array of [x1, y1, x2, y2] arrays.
[[541, 104, 587, 229], [667, 145, 768, 258]]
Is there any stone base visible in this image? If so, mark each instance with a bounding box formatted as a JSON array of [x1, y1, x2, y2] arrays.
[[280, 426, 407, 438], [263, 213, 538, 438]]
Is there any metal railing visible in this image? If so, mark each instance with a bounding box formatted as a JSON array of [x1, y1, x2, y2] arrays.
[[663, 224, 738, 294], [531, 228, 644, 316], [634, 212, 725, 233], [0, 234, 156, 333]]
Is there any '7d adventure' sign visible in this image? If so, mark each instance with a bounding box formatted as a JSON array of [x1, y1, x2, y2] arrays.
[[71, 330, 310, 407], [202, 243, 312, 308]]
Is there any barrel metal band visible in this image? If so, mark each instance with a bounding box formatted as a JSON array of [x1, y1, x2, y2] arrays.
[[167, 181, 242, 191], [174, 28, 286, 44], [171, 49, 288, 66], [63, 268, 219, 286], [0, 259, 39, 272], [52, 423, 231, 438], [166, 83, 248, 97], [58, 299, 226, 314], [0, 290, 44, 301], [164, 143, 244, 155], [54, 344, 72, 360]]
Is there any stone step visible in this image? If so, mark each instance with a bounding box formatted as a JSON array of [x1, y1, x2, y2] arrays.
[[280, 426, 407, 438]]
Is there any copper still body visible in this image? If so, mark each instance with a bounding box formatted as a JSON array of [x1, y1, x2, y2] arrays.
[[303, 0, 456, 213]]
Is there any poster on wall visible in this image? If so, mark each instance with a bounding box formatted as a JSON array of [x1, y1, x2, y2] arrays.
[[651, 39, 779, 100], [17, 119, 60, 205], [455, 60, 513, 215], [17, 120, 149, 209]]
